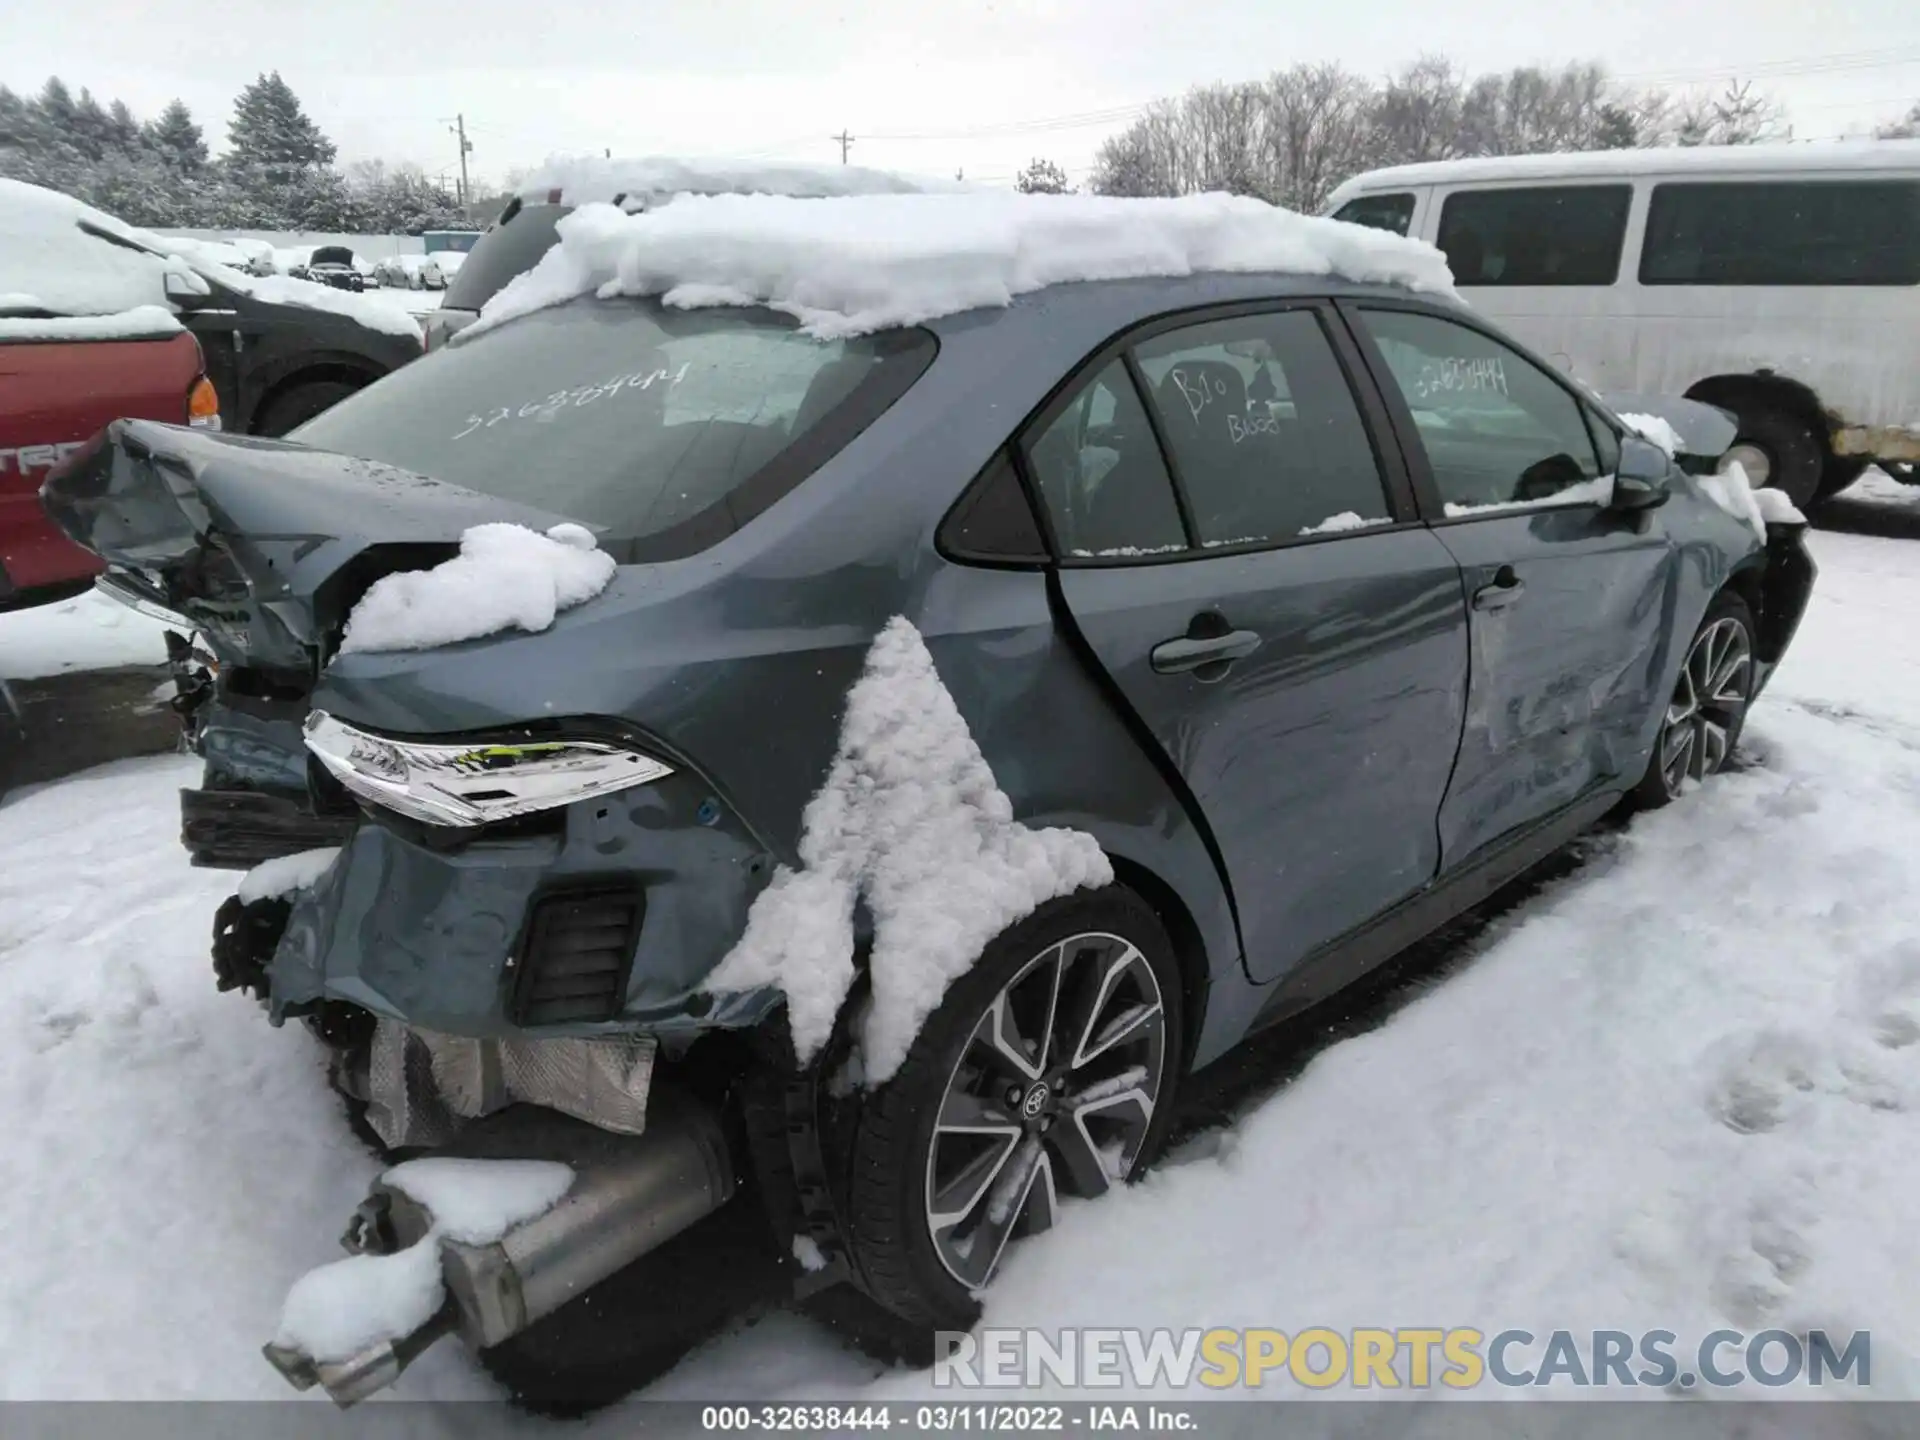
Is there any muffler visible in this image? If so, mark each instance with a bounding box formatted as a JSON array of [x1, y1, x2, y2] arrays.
[[265, 1098, 734, 1405]]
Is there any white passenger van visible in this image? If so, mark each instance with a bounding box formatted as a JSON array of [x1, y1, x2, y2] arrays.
[[1325, 142, 1920, 505]]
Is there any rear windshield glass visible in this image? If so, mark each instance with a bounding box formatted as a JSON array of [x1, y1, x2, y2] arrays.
[[441, 205, 567, 312], [291, 297, 937, 561]]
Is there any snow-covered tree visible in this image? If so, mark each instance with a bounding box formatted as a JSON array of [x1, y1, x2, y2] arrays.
[[145, 100, 208, 172], [1016, 157, 1071, 194], [1877, 100, 1920, 140], [227, 72, 336, 183]]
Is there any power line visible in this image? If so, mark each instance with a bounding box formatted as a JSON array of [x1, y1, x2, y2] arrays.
[[830, 129, 855, 163]]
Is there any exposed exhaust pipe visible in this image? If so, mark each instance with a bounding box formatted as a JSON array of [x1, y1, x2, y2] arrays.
[[264, 1099, 735, 1405]]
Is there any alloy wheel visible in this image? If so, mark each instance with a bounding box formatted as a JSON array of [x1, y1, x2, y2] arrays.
[[924, 932, 1168, 1290], [1658, 616, 1753, 798]]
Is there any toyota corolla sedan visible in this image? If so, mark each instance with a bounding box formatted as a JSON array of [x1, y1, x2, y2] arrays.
[[44, 192, 1813, 1411]]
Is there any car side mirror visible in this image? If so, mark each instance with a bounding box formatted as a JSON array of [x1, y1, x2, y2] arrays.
[[163, 269, 212, 307], [1609, 436, 1672, 512]]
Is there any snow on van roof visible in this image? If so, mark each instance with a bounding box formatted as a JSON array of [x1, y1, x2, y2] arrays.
[[1328, 139, 1920, 202], [515, 155, 966, 206], [470, 190, 1457, 341]]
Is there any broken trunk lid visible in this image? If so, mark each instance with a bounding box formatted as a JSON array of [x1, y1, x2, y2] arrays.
[[42, 420, 583, 666]]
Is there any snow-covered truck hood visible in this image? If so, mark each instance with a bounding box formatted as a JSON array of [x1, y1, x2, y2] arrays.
[[40, 420, 575, 669]]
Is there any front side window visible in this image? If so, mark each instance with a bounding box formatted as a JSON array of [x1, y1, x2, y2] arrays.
[[1332, 192, 1416, 237], [1358, 309, 1606, 516], [1023, 360, 1187, 558], [1133, 310, 1393, 545], [1437, 185, 1631, 286], [293, 296, 936, 559], [1641, 180, 1920, 286]]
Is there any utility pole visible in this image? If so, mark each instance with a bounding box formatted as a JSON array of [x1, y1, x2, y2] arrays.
[[831, 129, 854, 164], [447, 114, 473, 206]]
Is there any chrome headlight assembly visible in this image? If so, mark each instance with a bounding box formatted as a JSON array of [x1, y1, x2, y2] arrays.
[[304, 711, 674, 829]]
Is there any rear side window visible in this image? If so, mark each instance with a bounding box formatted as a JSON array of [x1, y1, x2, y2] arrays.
[[1331, 193, 1416, 237], [292, 297, 936, 560], [442, 204, 568, 311], [1133, 310, 1393, 545], [1437, 185, 1631, 286], [1640, 181, 1920, 286], [1023, 360, 1187, 559]]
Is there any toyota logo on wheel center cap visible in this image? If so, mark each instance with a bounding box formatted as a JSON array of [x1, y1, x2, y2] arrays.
[[1021, 1082, 1051, 1120]]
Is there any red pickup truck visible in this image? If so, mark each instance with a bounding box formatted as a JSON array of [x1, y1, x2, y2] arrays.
[[0, 322, 218, 608]]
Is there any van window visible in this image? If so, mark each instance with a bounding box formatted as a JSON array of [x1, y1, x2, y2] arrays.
[[1640, 181, 1920, 286], [1436, 186, 1632, 286], [1331, 193, 1415, 237]]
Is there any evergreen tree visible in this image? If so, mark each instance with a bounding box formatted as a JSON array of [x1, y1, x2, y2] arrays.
[[145, 99, 208, 172], [227, 71, 336, 184], [1016, 157, 1072, 194]]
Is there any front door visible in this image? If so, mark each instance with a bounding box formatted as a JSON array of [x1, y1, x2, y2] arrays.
[[1028, 305, 1471, 982], [1346, 303, 1678, 866]]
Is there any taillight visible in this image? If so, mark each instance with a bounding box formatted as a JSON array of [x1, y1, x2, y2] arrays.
[[187, 376, 221, 430]]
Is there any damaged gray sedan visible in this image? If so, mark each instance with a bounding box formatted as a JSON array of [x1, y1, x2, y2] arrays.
[[43, 202, 1815, 1409]]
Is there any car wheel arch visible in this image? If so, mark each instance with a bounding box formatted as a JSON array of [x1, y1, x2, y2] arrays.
[[243, 359, 382, 434]]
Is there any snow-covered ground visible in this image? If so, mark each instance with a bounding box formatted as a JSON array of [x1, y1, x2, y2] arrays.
[[1, 478, 1917, 1411]]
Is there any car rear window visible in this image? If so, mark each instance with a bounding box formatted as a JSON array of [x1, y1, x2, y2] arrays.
[[1640, 180, 1920, 286], [441, 204, 568, 312], [291, 297, 937, 561]]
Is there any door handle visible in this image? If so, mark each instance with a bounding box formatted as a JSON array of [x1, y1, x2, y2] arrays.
[[1150, 629, 1262, 674], [1471, 564, 1525, 613]]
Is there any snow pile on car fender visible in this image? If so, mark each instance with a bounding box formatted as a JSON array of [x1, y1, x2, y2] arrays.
[[274, 1158, 571, 1364], [707, 616, 1112, 1083], [470, 190, 1458, 341], [336, 522, 616, 655]]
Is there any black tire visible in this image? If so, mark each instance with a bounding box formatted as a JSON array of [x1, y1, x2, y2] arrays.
[[1815, 456, 1869, 503], [1726, 409, 1824, 510], [839, 886, 1185, 1330], [1633, 591, 1757, 811], [253, 379, 360, 438]]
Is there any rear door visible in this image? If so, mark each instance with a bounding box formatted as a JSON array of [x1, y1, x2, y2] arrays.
[[1030, 302, 1471, 983], [1343, 301, 1677, 867]]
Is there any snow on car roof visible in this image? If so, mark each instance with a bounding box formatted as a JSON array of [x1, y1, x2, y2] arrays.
[[0, 177, 186, 335], [1329, 138, 1920, 199], [515, 154, 966, 206], [0, 178, 419, 342], [470, 190, 1457, 342]]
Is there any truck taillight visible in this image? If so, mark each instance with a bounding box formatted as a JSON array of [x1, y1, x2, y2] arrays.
[[187, 377, 221, 430]]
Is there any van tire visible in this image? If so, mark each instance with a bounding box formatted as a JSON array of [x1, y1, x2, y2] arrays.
[[1816, 457, 1868, 503], [1728, 410, 1823, 510]]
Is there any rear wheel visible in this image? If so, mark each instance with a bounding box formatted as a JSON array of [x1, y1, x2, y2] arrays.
[[253, 379, 360, 437], [1722, 410, 1824, 510], [839, 887, 1183, 1329], [1633, 592, 1756, 810]]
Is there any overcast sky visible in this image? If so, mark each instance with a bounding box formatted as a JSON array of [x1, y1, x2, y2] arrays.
[[8, 0, 1920, 189]]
